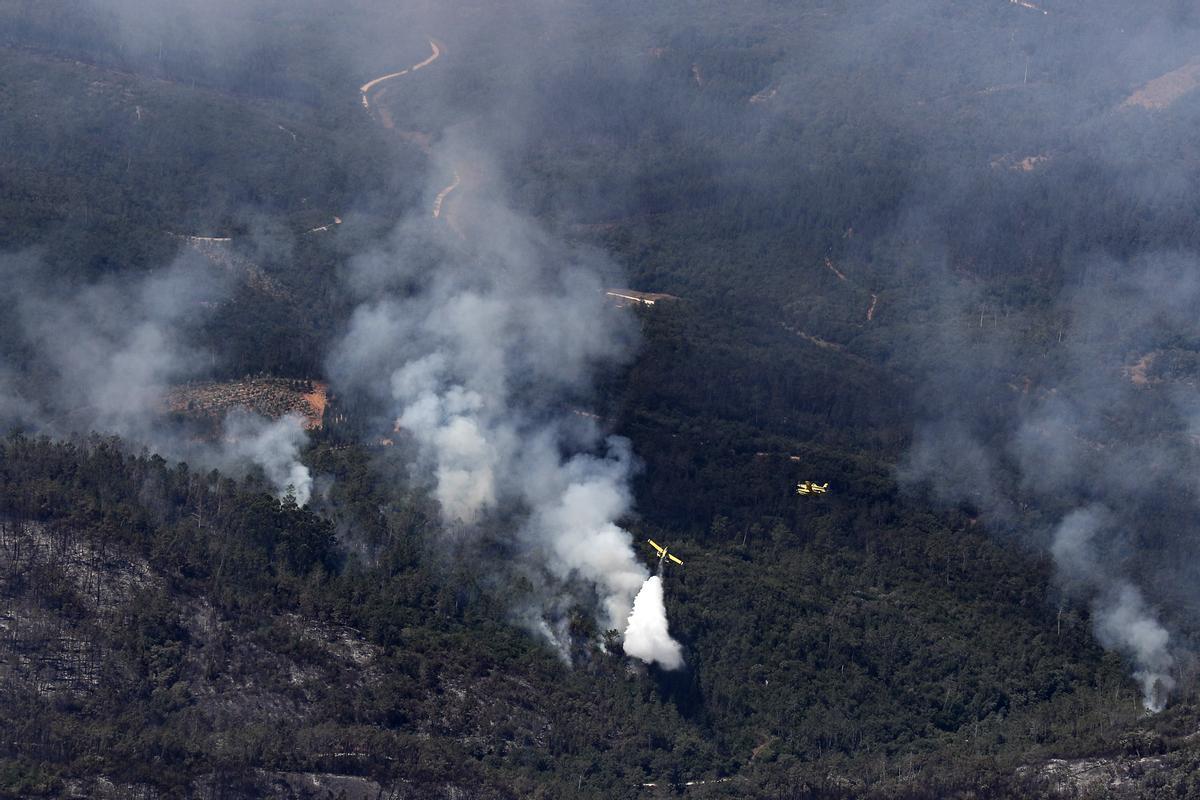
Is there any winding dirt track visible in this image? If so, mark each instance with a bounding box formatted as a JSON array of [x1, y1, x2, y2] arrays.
[[359, 40, 441, 109], [825, 258, 881, 322], [361, 39, 464, 223], [1008, 0, 1049, 14], [307, 216, 342, 233], [432, 170, 461, 219]]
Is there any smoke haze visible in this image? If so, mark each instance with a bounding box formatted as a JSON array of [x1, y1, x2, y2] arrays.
[[329, 144, 681, 651], [900, 254, 1200, 710], [0, 251, 314, 505], [8, 0, 1200, 688]]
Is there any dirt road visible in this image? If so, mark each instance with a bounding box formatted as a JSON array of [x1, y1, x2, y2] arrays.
[[432, 170, 461, 218], [360, 39, 466, 223], [1008, 0, 1048, 14], [359, 39, 441, 110]]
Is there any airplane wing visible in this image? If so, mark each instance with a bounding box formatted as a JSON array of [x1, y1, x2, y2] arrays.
[[647, 539, 666, 556], [668, 554, 684, 566]]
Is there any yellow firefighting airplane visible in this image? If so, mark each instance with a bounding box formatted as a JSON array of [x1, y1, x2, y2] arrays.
[[796, 481, 829, 495], [647, 540, 684, 566]]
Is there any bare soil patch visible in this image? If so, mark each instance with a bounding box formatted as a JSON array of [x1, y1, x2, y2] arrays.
[[1122, 62, 1200, 110], [166, 378, 327, 430]]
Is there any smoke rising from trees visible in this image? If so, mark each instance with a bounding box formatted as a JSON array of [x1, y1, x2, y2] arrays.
[[900, 254, 1200, 710], [0, 251, 314, 504], [11, 0, 1200, 691], [328, 144, 682, 653]]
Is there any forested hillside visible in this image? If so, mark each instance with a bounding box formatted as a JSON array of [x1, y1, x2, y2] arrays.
[[4, 1, 1200, 797]]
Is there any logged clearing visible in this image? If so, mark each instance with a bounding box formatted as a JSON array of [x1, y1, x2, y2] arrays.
[[1122, 62, 1200, 110], [302, 382, 328, 422], [166, 378, 328, 430]]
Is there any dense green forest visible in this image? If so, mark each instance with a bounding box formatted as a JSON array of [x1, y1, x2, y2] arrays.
[[6, 435, 1199, 798], [4, 0, 1200, 796]]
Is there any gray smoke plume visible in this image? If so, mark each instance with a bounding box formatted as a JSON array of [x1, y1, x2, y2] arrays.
[[224, 410, 314, 506], [901, 253, 1200, 710], [13, 254, 212, 437], [1050, 508, 1175, 712], [1095, 585, 1176, 713], [330, 144, 681, 655], [0, 251, 314, 504]]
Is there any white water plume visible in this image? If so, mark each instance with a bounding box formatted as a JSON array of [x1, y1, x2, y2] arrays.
[[623, 575, 684, 670]]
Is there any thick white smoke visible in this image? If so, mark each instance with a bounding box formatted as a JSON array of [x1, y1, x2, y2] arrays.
[[330, 150, 681, 657], [624, 576, 684, 670], [525, 437, 651, 631], [391, 354, 508, 523], [223, 411, 314, 506]]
